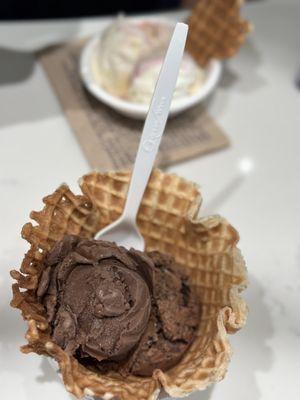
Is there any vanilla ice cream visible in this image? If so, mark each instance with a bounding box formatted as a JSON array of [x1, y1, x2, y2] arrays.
[[92, 17, 206, 104]]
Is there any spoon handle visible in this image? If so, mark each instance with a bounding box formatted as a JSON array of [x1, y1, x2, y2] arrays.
[[122, 22, 188, 222]]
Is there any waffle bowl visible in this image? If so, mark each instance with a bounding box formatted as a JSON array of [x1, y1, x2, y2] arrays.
[[10, 169, 247, 399], [186, 0, 251, 66]]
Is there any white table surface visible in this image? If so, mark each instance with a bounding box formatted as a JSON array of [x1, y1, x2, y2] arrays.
[[1, 1, 300, 399]]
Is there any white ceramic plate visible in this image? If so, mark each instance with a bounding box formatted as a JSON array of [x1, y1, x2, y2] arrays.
[[80, 19, 222, 120]]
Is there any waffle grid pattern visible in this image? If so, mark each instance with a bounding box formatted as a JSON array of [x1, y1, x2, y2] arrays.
[[11, 169, 247, 400], [186, 0, 251, 66]]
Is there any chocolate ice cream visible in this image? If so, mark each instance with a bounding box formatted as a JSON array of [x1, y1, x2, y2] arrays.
[[38, 236, 200, 377], [123, 251, 200, 376]]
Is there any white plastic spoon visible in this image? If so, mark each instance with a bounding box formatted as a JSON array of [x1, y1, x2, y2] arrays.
[[94, 22, 188, 250]]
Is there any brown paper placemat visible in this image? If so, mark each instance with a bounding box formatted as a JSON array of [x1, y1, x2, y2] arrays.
[[38, 40, 229, 170]]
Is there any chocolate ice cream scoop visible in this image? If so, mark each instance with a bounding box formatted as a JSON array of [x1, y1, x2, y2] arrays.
[[38, 236, 153, 361], [38, 236, 200, 377]]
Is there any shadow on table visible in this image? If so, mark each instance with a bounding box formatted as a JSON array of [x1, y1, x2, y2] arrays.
[[220, 38, 266, 93], [0, 20, 80, 129], [37, 358, 74, 399], [37, 357, 63, 384], [0, 292, 27, 345], [230, 273, 274, 400], [0, 47, 58, 129], [203, 38, 266, 120], [0, 48, 34, 85]]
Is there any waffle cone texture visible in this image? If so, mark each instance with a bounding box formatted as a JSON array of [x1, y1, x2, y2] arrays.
[[11, 170, 247, 400]]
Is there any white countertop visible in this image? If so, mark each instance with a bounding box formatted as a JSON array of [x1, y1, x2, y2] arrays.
[[1, 1, 300, 399]]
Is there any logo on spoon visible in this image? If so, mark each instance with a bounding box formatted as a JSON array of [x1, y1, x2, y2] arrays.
[[142, 96, 167, 153]]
